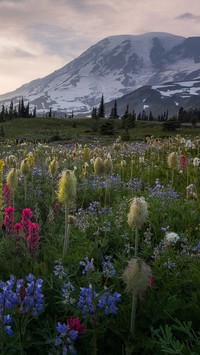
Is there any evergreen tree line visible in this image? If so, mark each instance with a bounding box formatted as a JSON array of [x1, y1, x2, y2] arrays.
[[92, 95, 200, 124], [0, 98, 36, 121]]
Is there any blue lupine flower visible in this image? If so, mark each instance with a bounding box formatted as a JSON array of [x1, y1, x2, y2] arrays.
[[4, 325, 14, 336], [56, 322, 67, 336], [3, 314, 13, 323], [102, 256, 116, 278], [0, 274, 44, 335], [97, 289, 121, 315], [77, 284, 98, 314], [79, 256, 94, 274], [148, 179, 179, 201], [54, 322, 78, 354], [163, 261, 177, 269], [62, 281, 76, 305], [53, 259, 66, 279]]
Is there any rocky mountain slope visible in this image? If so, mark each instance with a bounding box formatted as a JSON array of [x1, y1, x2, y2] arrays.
[[0, 32, 200, 116]]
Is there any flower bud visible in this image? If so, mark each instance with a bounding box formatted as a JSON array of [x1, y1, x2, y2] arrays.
[[20, 158, 30, 177], [94, 157, 104, 176], [104, 157, 113, 176], [6, 168, 18, 190], [58, 170, 77, 207], [128, 197, 148, 230], [167, 152, 179, 169], [49, 159, 59, 177], [122, 258, 152, 297]]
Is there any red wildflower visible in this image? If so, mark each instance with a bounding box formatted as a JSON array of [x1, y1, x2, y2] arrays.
[[54, 202, 60, 212], [67, 317, 85, 335], [149, 278, 155, 286], [181, 155, 187, 171], [3, 206, 15, 236], [3, 184, 12, 207], [14, 223, 24, 238], [21, 208, 33, 238], [26, 222, 40, 253]]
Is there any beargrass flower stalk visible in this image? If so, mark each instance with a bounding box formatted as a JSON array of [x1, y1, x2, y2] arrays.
[[167, 152, 179, 185], [122, 258, 152, 354], [5, 154, 17, 168], [81, 162, 90, 208], [0, 159, 5, 224], [94, 157, 104, 201], [20, 158, 30, 204], [48, 159, 59, 201], [6, 168, 18, 207], [120, 159, 126, 181], [58, 170, 77, 256], [128, 197, 148, 257], [130, 157, 134, 180], [94, 157, 104, 177], [104, 157, 113, 205]]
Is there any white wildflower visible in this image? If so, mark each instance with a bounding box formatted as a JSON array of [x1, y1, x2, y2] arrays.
[[165, 232, 180, 243], [193, 158, 200, 167]]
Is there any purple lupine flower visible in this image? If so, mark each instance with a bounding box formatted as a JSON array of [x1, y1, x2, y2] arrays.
[[54, 322, 78, 355], [53, 259, 66, 279], [79, 256, 94, 274], [4, 325, 14, 336], [97, 288, 121, 315], [62, 281, 76, 305], [102, 256, 116, 278], [77, 284, 98, 315], [0, 274, 44, 336]]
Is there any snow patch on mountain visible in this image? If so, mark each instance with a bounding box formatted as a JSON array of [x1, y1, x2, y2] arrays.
[[0, 32, 200, 116]]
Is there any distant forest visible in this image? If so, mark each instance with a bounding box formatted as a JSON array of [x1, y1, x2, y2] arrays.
[[93, 95, 200, 125], [1, 96, 200, 126], [0, 98, 36, 120]]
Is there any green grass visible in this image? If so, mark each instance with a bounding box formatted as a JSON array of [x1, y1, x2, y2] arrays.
[[0, 117, 199, 143]]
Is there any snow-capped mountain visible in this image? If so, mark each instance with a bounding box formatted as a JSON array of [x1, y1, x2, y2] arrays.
[[1, 32, 200, 116], [104, 79, 200, 117]]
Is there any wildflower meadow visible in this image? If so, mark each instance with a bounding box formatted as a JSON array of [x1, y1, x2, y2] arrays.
[[0, 134, 200, 354]]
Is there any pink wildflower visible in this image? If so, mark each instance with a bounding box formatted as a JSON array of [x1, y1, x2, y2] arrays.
[[54, 202, 60, 212], [67, 317, 85, 335], [149, 277, 155, 286], [26, 222, 40, 254], [181, 155, 187, 171], [3, 206, 15, 236], [14, 223, 23, 237], [3, 184, 12, 207], [21, 208, 33, 238]]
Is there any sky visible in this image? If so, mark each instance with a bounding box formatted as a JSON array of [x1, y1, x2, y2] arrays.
[[0, 0, 199, 95]]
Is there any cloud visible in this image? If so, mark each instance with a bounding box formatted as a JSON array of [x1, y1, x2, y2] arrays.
[[175, 12, 200, 21], [0, 46, 34, 58], [0, 0, 199, 94]]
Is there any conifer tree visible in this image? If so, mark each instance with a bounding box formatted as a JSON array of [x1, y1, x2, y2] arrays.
[[9, 101, 13, 119], [112, 100, 119, 118], [92, 107, 97, 119], [33, 106, 37, 117], [98, 95, 105, 118]]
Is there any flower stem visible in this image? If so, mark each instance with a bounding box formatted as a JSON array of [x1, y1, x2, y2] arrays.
[[134, 228, 139, 257], [130, 292, 137, 336], [63, 204, 69, 257]]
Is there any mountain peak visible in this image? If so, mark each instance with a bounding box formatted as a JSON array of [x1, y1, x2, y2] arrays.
[[0, 32, 199, 116]]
